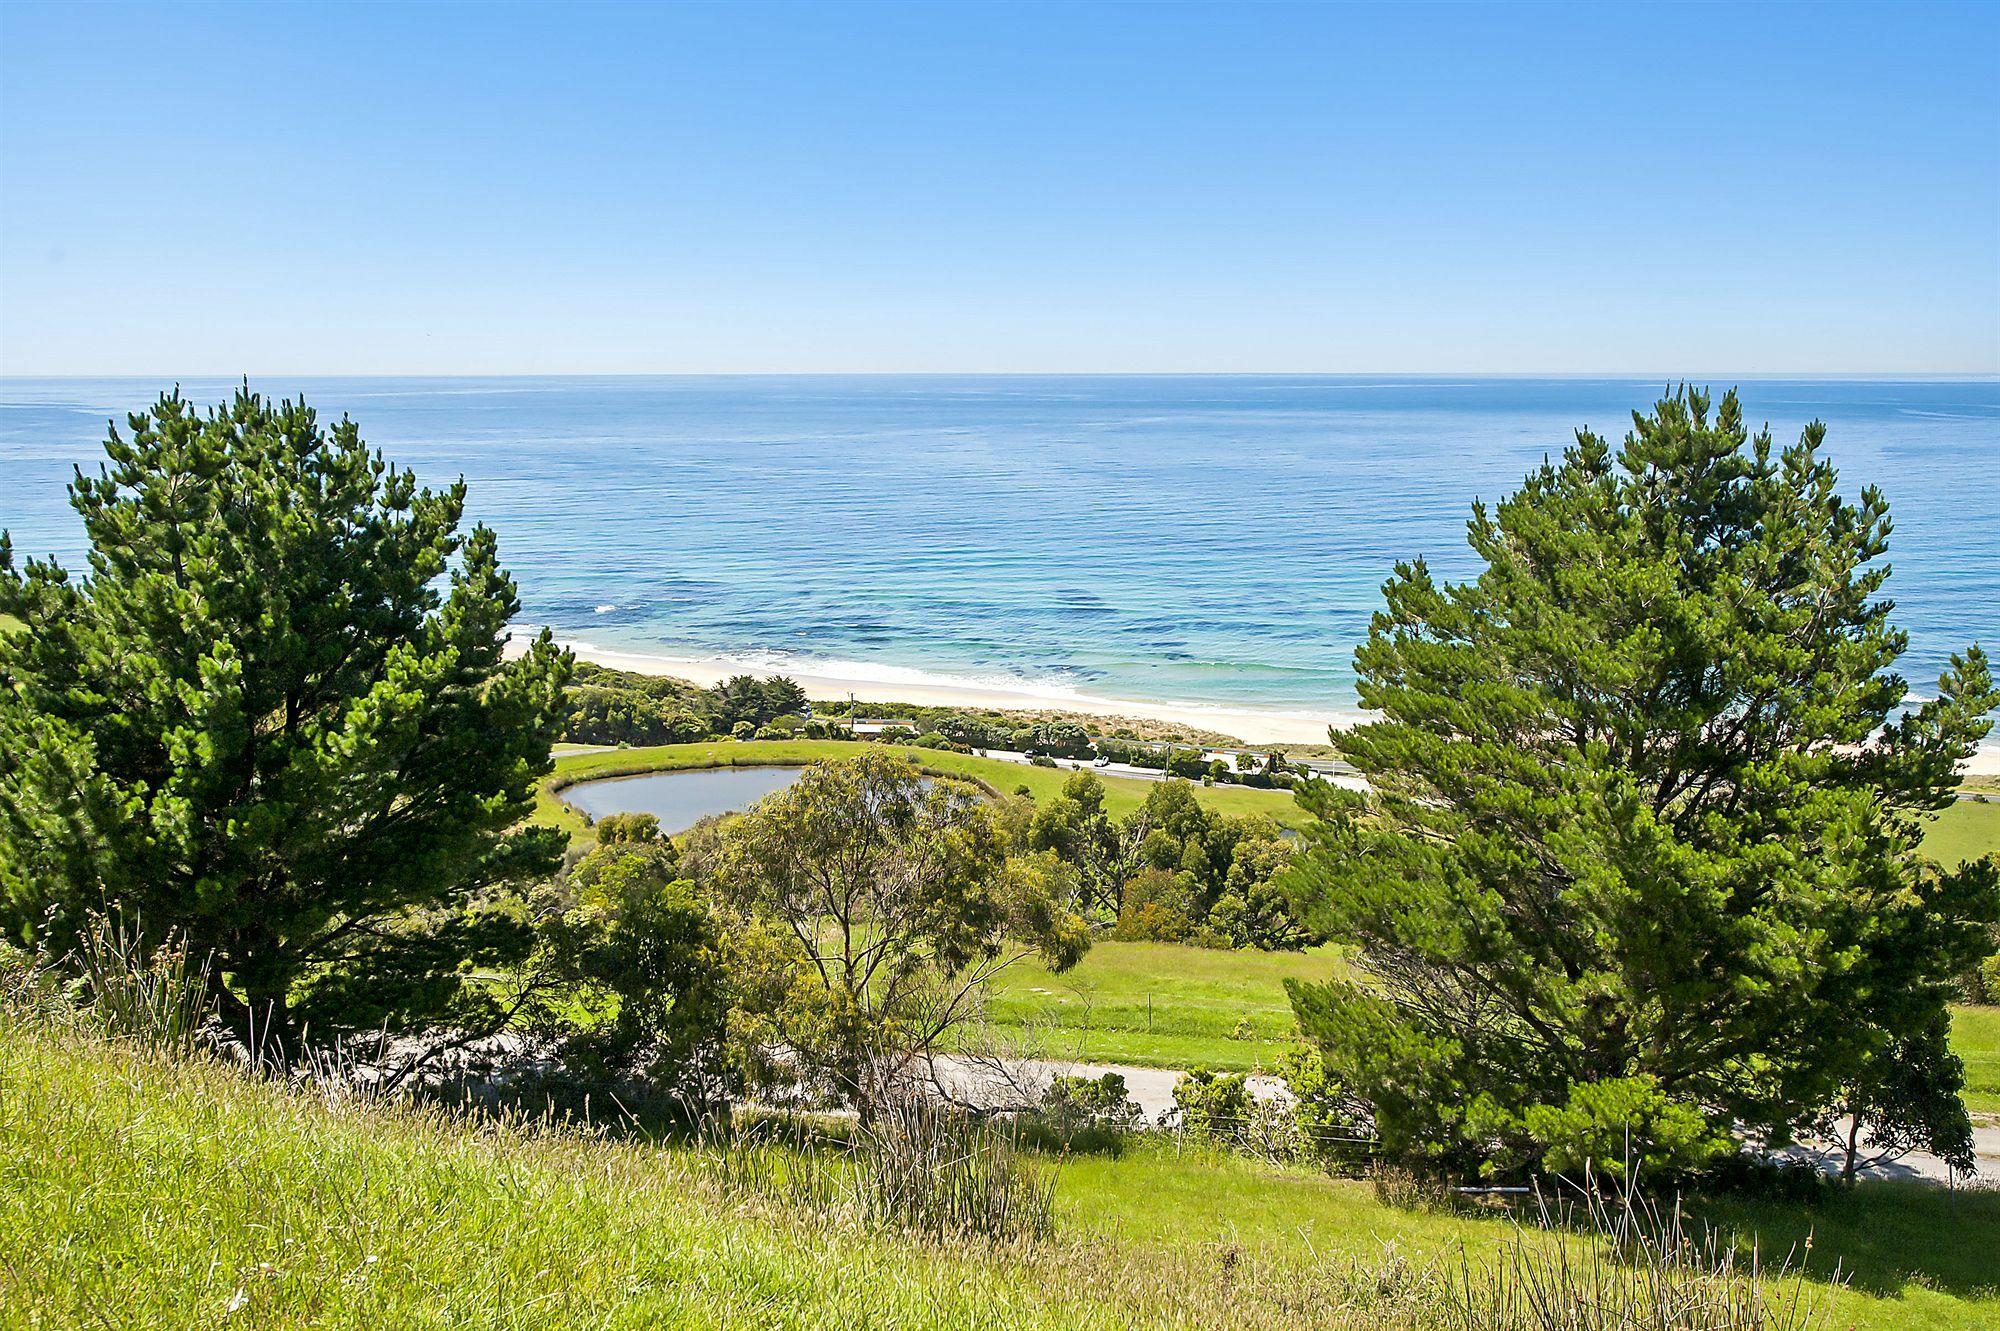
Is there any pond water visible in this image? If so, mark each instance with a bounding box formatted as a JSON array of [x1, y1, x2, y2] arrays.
[[562, 766, 807, 832]]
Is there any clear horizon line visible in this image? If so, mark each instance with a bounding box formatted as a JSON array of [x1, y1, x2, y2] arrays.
[[4, 369, 1998, 382]]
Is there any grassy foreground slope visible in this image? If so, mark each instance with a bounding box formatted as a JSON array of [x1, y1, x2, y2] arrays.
[[1068, 1147, 2000, 1331], [5, 1018, 1996, 1331], [0, 1017, 1238, 1331]]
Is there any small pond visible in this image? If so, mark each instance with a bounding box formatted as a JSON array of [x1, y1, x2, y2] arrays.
[[562, 766, 808, 832]]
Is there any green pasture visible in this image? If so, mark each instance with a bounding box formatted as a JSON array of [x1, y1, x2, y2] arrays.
[[980, 938, 1334, 1070], [1923, 797, 2000, 867]]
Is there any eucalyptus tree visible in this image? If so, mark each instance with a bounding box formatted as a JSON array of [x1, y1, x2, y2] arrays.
[[705, 749, 1089, 1120]]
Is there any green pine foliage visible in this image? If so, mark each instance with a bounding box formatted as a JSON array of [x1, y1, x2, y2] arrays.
[[1285, 387, 2000, 1180], [0, 387, 572, 1045]]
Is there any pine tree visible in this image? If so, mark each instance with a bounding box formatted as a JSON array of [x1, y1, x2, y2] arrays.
[[0, 387, 572, 1046], [1286, 387, 1998, 1179]]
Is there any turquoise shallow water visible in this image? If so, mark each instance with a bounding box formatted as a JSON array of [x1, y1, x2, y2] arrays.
[[3, 376, 1995, 737]]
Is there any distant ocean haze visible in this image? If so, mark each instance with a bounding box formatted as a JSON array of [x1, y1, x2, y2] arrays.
[[3, 375, 1995, 748]]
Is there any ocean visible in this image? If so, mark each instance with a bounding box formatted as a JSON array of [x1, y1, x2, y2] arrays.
[[3, 375, 1996, 746]]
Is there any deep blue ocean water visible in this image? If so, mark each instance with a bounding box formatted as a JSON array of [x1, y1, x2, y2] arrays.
[[3, 376, 1995, 737]]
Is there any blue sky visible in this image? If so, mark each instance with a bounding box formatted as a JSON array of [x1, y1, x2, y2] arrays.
[[1, 0, 1995, 375]]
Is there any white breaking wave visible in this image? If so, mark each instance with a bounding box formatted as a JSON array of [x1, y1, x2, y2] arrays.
[[516, 627, 2000, 767], [528, 630, 1365, 733]]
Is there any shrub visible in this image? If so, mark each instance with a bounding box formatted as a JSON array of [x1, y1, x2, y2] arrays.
[[1442, 1165, 1839, 1330], [73, 913, 215, 1055], [1014, 721, 1092, 759], [530, 839, 737, 1112], [1092, 737, 1156, 767], [1112, 868, 1199, 942], [1015, 782, 1319, 953], [562, 678, 714, 746], [1698, 1152, 1830, 1203], [1171, 1068, 1253, 1140], [934, 714, 1016, 750], [1514, 1076, 1735, 1183], [854, 1098, 1057, 1241], [718, 1098, 1058, 1243], [1027, 1072, 1145, 1152], [704, 674, 807, 730], [1275, 1044, 1372, 1169], [594, 812, 662, 844], [1172, 1066, 1343, 1162], [665, 710, 713, 743], [1959, 926, 2000, 1004]]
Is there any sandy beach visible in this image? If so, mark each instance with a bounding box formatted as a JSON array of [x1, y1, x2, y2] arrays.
[[515, 630, 2000, 774], [513, 631, 1352, 747]]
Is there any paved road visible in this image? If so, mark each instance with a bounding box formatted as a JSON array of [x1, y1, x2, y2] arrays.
[[930, 1054, 2000, 1186], [926, 1054, 1288, 1120], [1774, 1120, 2000, 1187]]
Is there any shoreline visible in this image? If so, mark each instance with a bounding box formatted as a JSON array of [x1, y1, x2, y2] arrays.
[[513, 631, 1354, 747], [512, 629, 2000, 774]]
